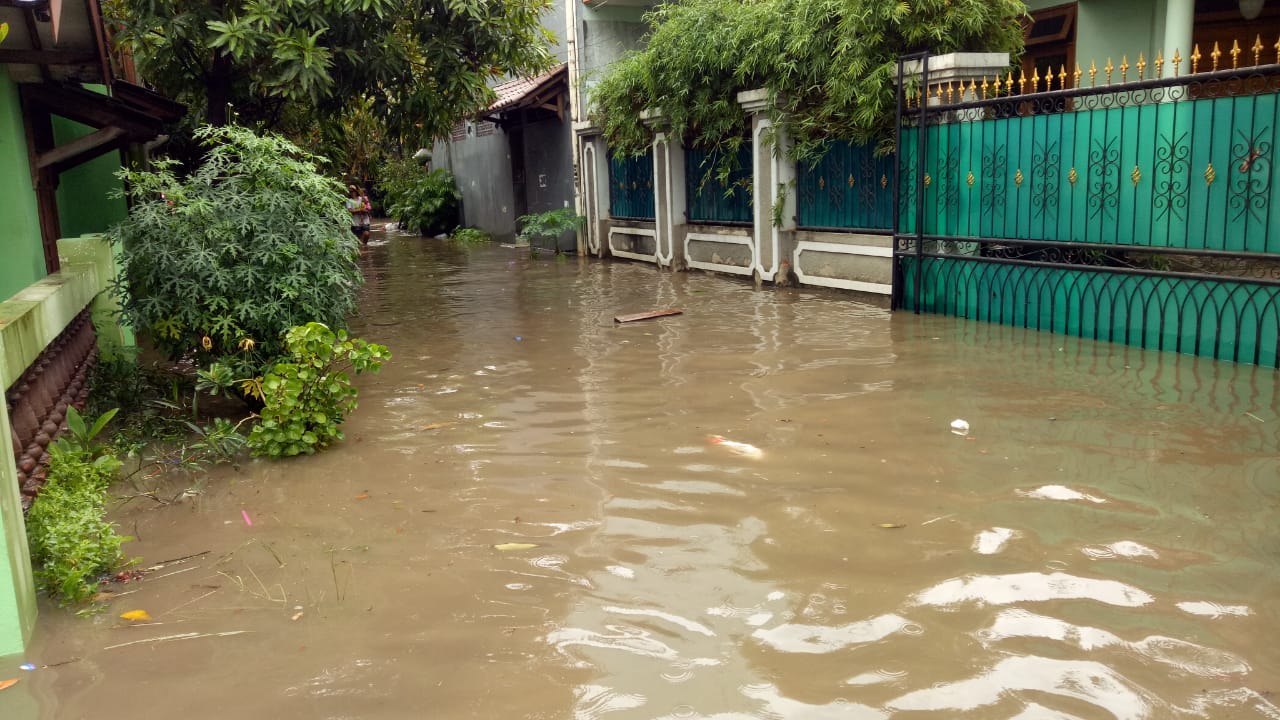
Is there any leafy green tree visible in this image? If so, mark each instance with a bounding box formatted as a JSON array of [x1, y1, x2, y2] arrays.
[[592, 0, 1026, 162], [108, 125, 362, 382], [105, 0, 556, 144]]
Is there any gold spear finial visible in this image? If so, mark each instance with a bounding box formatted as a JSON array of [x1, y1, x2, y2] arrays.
[[1211, 41, 1222, 71], [1172, 48, 1182, 76], [1191, 44, 1201, 73], [968, 78, 978, 101], [1155, 50, 1164, 78], [1007, 70, 1015, 94], [1019, 68, 1029, 94], [1089, 59, 1097, 86], [1252, 34, 1263, 67], [1105, 58, 1114, 84], [1136, 52, 1146, 80], [1120, 55, 1130, 82], [981, 75, 990, 99], [1230, 38, 1241, 69], [1275, 34, 1280, 65], [1058, 64, 1067, 90], [1031, 66, 1041, 92], [1074, 63, 1082, 88]]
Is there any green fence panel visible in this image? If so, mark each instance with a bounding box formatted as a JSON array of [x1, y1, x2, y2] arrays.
[[910, 91, 1278, 253], [609, 152, 655, 220], [899, 256, 1280, 368], [686, 145, 753, 224], [796, 140, 895, 230]]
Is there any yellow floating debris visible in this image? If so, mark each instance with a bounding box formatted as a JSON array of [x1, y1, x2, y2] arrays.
[[493, 543, 539, 551]]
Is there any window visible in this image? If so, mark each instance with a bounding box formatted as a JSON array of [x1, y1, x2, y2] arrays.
[[1021, 3, 1077, 92]]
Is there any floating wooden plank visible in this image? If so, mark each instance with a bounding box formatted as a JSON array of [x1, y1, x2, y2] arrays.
[[614, 308, 683, 323]]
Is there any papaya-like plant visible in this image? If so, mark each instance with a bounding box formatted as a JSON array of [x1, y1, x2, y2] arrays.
[[109, 124, 362, 381]]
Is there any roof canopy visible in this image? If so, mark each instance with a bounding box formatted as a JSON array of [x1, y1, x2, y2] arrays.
[[0, 0, 110, 83], [484, 63, 568, 123]]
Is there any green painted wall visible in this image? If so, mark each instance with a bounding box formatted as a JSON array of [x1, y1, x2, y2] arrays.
[[1077, 0, 1161, 71], [53, 108, 128, 238], [0, 73, 48, 303], [1023, 0, 1167, 71]]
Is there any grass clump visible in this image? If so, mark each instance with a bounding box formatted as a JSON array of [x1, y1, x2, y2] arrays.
[[25, 408, 129, 605]]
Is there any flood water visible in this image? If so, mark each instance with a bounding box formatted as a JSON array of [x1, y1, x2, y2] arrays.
[[6, 234, 1280, 719]]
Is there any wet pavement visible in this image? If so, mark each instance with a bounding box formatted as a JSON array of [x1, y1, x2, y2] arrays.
[[5, 233, 1280, 719]]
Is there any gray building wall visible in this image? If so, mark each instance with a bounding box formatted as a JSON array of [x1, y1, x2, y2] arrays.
[[433, 128, 518, 240], [575, 4, 649, 116]]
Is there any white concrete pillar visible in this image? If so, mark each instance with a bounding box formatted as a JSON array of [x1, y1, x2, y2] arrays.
[[641, 108, 686, 270], [1162, 0, 1194, 75], [736, 89, 796, 284], [573, 122, 610, 257], [900, 52, 1010, 110]]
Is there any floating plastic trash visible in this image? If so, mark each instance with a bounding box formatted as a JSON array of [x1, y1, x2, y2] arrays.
[[707, 435, 764, 459]]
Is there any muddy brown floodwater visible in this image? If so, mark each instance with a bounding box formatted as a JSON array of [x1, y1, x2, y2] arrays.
[[4, 233, 1279, 719]]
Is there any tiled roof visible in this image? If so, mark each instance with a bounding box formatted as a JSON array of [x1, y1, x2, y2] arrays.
[[488, 63, 568, 113]]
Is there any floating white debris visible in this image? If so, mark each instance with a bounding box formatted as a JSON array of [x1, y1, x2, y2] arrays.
[[973, 527, 1017, 555], [1017, 485, 1107, 503]]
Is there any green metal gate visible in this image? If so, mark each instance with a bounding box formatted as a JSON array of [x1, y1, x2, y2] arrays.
[[894, 50, 1280, 368], [609, 152, 655, 220], [686, 145, 753, 224]]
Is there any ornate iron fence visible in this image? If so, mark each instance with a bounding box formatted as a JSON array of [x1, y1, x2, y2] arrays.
[[894, 44, 1280, 368], [608, 152, 655, 221], [686, 145, 753, 224], [796, 140, 895, 231]]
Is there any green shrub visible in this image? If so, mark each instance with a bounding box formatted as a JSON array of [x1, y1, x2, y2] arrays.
[[26, 408, 127, 605], [378, 159, 461, 236], [108, 124, 363, 381], [248, 322, 390, 458], [518, 208, 585, 249], [452, 227, 491, 245]]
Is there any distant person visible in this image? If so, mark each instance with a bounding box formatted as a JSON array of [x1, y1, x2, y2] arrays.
[[346, 185, 372, 244]]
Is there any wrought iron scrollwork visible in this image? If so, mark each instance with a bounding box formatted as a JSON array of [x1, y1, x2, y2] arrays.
[[1153, 132, 1190, 222], [980, 144, 1007, 215], [1031, 140, 1060, 220], [1087, 137, 1121, 221], [1230, 127, 1272, 224]]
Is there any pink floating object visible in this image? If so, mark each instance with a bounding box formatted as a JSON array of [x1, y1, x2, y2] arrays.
[[241, 510, 253, 526]]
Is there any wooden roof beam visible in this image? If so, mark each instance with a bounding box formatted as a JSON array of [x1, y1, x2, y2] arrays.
[[36, 125, 125, 173]]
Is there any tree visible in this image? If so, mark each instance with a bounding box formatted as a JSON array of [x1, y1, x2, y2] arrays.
[[105, 0, 555, 145], [591, 0, 1026, 163]]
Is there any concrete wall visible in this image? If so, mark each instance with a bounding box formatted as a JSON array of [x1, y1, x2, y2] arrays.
[[0, 72, 49, 303], [576, 4, 648, 115], [435, 130, 518, 240], [52, 114, 128, 239]]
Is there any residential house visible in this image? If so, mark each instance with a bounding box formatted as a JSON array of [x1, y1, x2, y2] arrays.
[[1, 0, 180, 658]]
